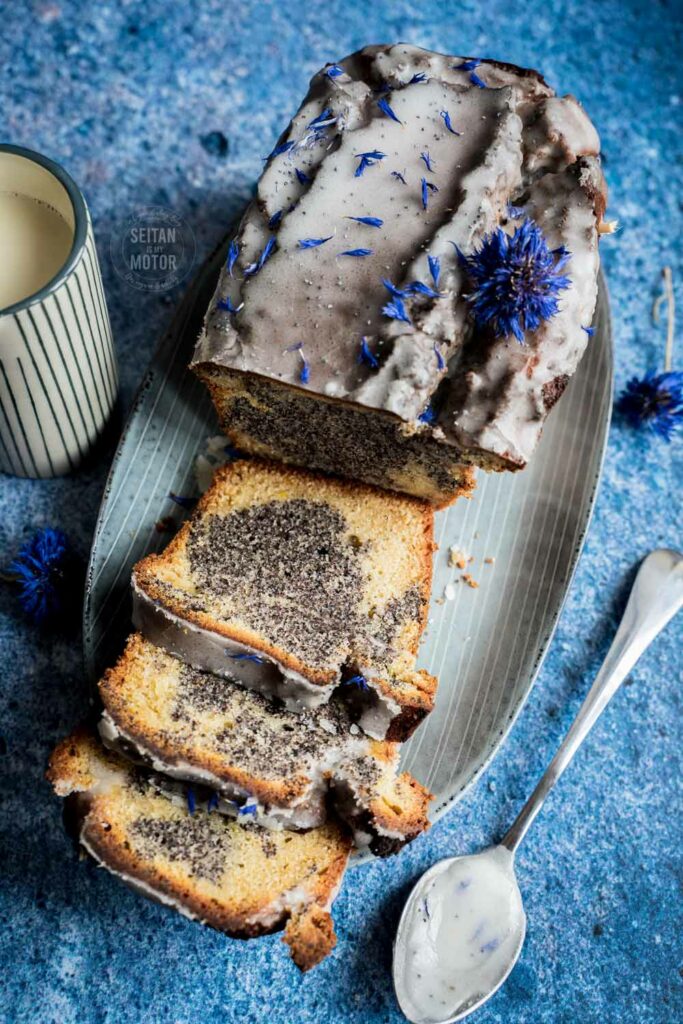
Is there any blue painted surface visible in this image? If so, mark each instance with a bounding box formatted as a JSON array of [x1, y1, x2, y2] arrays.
[[1, 2, 682, 1021]]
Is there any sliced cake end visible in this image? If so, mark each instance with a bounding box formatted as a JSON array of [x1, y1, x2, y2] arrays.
[[47, 730, 352, 971]]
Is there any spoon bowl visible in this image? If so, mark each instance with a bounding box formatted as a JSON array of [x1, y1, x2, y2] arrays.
[[393, 846, 526, 1024]]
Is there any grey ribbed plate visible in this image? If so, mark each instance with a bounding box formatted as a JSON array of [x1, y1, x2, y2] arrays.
[[84, 240, 613, 834]]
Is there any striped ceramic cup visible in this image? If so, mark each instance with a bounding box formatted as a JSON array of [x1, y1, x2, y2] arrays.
[[0, 144, 118, 477]]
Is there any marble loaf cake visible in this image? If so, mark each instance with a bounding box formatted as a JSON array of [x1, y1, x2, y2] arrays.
[[47, 731, 352, 970], [132, 459, 437, 740], [192, 44, 608, 506], [98, 634, 432, 855]]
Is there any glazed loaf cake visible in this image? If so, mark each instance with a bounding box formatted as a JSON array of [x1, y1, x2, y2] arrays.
[[132, 459, 437, 740], [192, 44, 608, 506], [47, 730, 352, 971], [98, 634, 431, 854]]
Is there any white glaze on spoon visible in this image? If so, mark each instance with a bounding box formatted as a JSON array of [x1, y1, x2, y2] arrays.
[[395, 846, 525, 1023]]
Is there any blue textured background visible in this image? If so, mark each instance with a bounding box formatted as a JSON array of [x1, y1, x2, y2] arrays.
[[1, 2, 682, 1022]]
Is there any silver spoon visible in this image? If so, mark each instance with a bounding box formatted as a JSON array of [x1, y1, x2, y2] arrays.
[[394, 548, 683, 1024]]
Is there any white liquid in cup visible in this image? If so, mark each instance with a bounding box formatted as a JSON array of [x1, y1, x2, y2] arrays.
[[0, 191, 73, 310]]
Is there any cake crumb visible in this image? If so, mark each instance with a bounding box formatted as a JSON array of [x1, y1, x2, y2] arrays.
[[461, 573, 479, 589], [448, 546, 470, 570], [484, 556, 495, 565], [444, 582, 458, 601]]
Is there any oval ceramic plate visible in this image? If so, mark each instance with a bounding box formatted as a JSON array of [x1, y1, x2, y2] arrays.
[[84, 239, 613, 831]]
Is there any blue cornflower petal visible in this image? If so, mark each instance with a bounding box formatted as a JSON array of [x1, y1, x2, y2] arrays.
[[457, 59, 481, 71], [421, 178, 438, 210], [618, 370, 683, 441], [582, 325, 595, 336], [355, 150, 386, 160], [268, 210, 283, 230], [358, 337, 379, 369], [377, 97, 402, 124], [7, 527, 81, 626], [298, 235, 334, 248], [346, 216, 384, 227], [382, 297, 412, 324], [428, 255, 441, 287], [382, 278, 407, 298], [391, 170, 407, 184], [227, 652, 265, 663], [409, 72, 428, 84], [434, 343, 446, 370], [226, 239, 239, 276], [420, 151, 434, 172], [238, 801, 258, 817], [419, 404, 437, 424], [300, 359, 310, 383], [405, 281, 442, 298], [457, 218, 572, 342], [243, 236, 276, 277], [268, 139, 295, 160], [169, 493, 197, 509], [339, 248, 373, 257], [325, 64, 344, 79], [440, 110, 462, 135], [295, 168, 311, 185], [345, 674, 370, 690], [186, 787, 196, 815], [308, 108, 334, 129], [216, 296, 243, 314], [469, 71, 487, 88], [207, 792, 220, 813]]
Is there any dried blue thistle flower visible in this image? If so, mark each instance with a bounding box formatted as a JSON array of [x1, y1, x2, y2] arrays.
[[268, 139, 295, 160], [456, 218, 571, 342], [169, 493, 197, 509], [227, 652, 265, 663], [420, 151, 434, 172], [377, 96, 402, 124], [298, 235, 334, 248], [354, 150, 386, 177], [358, 337, 379, 368], [409, 72, 428, 84], [434, 343, 446, 370], [391, 170, 407, 184], [345, 674, 370, 691], [6, 527, 82, 626], [295, 167, 312, 185], [346, 216, 383, 227], [421, 178, 439, 211], [618, 371, 683, 441], [382, 296, 412, 324], [440, 110, 461, 136], [428, 255, 441, 287], [243, 236, 276, 277], [339, 248, 373, 257], [226, 239, 239, 276], [325, 64, 344, 79], [186, 787, 196, 816], [207, 792, 219, 813], [268, 210, 283, 230]]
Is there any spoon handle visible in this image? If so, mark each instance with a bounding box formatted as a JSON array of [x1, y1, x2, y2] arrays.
[[501, 548, 683, 854]]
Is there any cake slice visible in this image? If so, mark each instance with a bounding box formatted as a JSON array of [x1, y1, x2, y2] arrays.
[[132, 459, 437, 741], [192, 44, 608, 507], [97, 634, 431, 854], [47, 730, 352, 971]]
